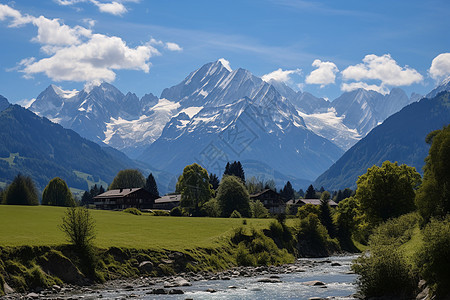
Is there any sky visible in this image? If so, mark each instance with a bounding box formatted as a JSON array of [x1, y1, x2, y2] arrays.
[[0, 0, 449, 105]]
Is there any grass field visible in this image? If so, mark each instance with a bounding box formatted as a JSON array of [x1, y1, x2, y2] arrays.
[[0, 206, 281, 250]]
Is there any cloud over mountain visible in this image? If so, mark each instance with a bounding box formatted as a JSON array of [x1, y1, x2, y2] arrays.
[[305, 59, 339, 87], [429, 53, 450, 82]]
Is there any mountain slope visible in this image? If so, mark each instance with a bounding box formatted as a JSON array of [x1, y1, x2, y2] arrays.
[[0, 95, 9, 112], [314, 91, 450, 190], [0, 104, 166, 192]]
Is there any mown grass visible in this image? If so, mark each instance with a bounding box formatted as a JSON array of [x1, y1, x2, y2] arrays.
[[0, 206, 280, 250]]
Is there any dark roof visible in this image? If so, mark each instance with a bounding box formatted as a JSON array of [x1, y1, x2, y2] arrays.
[[300, 199, 338, 206], [155, 194, 182, 204], [93, 188, 149, 199], [286, 199, 302, 205], [250, 189, 280, 198]]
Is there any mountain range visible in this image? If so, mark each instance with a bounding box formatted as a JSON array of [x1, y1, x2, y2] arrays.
[[314, 88, 450, 190], [0, 101, 173, 195], [25, 59, 422, 189]]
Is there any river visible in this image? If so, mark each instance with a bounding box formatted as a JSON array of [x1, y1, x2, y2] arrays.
[[55, 255, 359, 300]]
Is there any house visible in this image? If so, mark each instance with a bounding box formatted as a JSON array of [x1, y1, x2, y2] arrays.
[[286, 198, 338, 215], [250, 189, 286, 214], [153, 194, 181, 210], [93, 188, 157, 210]]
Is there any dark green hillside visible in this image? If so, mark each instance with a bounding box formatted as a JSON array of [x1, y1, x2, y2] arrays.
[[0, 105, 134, 191], [314, 92, 450, 190]]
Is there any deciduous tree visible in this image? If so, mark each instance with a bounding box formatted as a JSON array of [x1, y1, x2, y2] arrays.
[[217, 175, 251, 217], [42, 177, 75, 207], [109, 169, 145, 190], [3, 174, 39, 205]]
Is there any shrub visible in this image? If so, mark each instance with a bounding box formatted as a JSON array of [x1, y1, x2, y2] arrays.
[[369, 213, 419, 247], [201, 198, 220, 217], [297, 204, 320, 219], [230, 210, 242, 218], [169, 206, 183, 216], [236, 242, 256, 266], [415, 216, 450, 298], [250, 200, 268, 218], [352, 245, 417, 299], [297, 213, 339, 256], [60, 206, 96, 249], [123, 208, 142, 215], [152, 210, 170, 216]]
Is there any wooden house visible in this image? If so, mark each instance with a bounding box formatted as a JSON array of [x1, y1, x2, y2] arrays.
[[153, 194, 181, 210], [93, 188, 157, 210], [286, 198, 338, 215], [250, 189, 286, 214]]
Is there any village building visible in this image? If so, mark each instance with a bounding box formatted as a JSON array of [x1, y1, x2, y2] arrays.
[[286, 198, 338, 215], [250, 189, 286, 214], [153, 194, 181, 210], [93, 188, 157, 210]]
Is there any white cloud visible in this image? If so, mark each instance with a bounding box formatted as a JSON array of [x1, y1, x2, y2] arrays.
[[305, 59, 339, 87], [1, 4, 179, 83], [341, 82, 388, 95], [92, 1, 127, 16], [429, 53, 450, 81], [56, 0, 130, 16], [17, 98, 36, 108], [262, 68, 301, 83], [165, 42, 182, 51], [342, 54, 423, 87], [21, 34, 159, 82], [32, 16, 92, 45]]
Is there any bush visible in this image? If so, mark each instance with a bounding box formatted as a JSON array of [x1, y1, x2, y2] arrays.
[[297, 213, 339, 257], [297, 204, 320, 219], [152, 210, 170, 216], [230, 210, 242, 218], [415, 216, 450, 298], [369, 213, 419, 247], [201, 198, 220, 217], [169, 206, 183, 216], [250, 200, 268, 218], [60, 206, 96, 249], [352, 245, 417, 299], [123, 208, 142, 215]]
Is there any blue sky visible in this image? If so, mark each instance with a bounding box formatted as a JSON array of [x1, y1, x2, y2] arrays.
[[1, 0, 449, 105]]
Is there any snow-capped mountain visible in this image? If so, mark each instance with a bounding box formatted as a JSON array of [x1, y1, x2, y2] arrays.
[[29, 83, 172, 157]]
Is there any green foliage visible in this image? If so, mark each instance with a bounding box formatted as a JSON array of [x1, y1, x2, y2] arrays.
[[334, 196, 363, 248], [416, 125, 450, 222], [296, 203, 320, 219], [320, 194, 335, 237], [123, 207, 142, 215], [230, 210, 242, 218], [60, 206, 96, 249], [297, 213, 339, 256], [356, 161, 421, 226], [42, 177, 75, 207], [217, 175, 251, 218], [223, 161, 245, 183], [169, 206, 183, 216], [201, 198, 220, 217], [109, 169, 145, 190], [369, 213, 419, 247], [151, 210, 170, 216], [250, 200, 269, 218], [415, 216, 450, 298], [144, 173, 159, 197], [3, 174, 39, 205], [209, 173, 219, 190], [304, 184, 317, 199], [352, 245, 417, 299], [280, 181, 295, 201], [176, 163, 212, 216]]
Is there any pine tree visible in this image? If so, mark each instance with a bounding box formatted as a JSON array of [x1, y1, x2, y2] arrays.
[[298, 189, 305, 198], [81, 191, 92, 207], [4, 174, 39, 205], [99, 185, 105, 195], [281, 181, 295, 201], [320, 191, 335, 237], [209, 173, 220, 190], [223, 161, 245, 183], [145, 173, 159, 197], [305, 184, 317, 199]]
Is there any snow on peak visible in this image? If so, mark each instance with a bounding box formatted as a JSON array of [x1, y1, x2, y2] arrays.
[[218, 58, 232, 72], [83, 80, 102, 93], [51, 85, 79, 99]]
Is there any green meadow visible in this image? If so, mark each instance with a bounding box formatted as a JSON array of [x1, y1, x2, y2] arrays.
[[0, 206, 283, 250]]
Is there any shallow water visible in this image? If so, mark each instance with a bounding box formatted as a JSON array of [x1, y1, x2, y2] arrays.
[[80, 255, 358, 300]]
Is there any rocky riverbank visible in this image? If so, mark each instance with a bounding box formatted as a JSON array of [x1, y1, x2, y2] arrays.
[[1, 256, 359, 299]]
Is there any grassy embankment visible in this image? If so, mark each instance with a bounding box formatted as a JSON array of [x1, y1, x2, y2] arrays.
[[0, 206, 296, 293]]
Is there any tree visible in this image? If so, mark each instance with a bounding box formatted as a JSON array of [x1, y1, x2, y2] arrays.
[[264, 179, 276, 191], [109, 169, 145, 190], [81, 191, 92, 207], [176, 163, 212, 215], [3, 174, 39, 205], [305, 184, 317, 199], [280, 181, 295, 201], [298, 188, 305, 198], [223, 161, 245, 183], [217, 175, 251, 217], [60, 206, 95, 249], [320, 191, 335, 237], [356, 161, 421, 226], [416, 125, 450, 222], [250, 200, 269, 218], [145, 173, 159, 197], [209, 173, 220, 190], [246, 176, 264, 194], [42, 177, 75, 207]]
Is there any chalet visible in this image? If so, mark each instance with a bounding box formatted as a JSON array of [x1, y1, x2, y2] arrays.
[[286, 198, 338, 215], [250, 189, 286, 214], [93, 188, 157, 210], [153, 194, 181, 210]]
